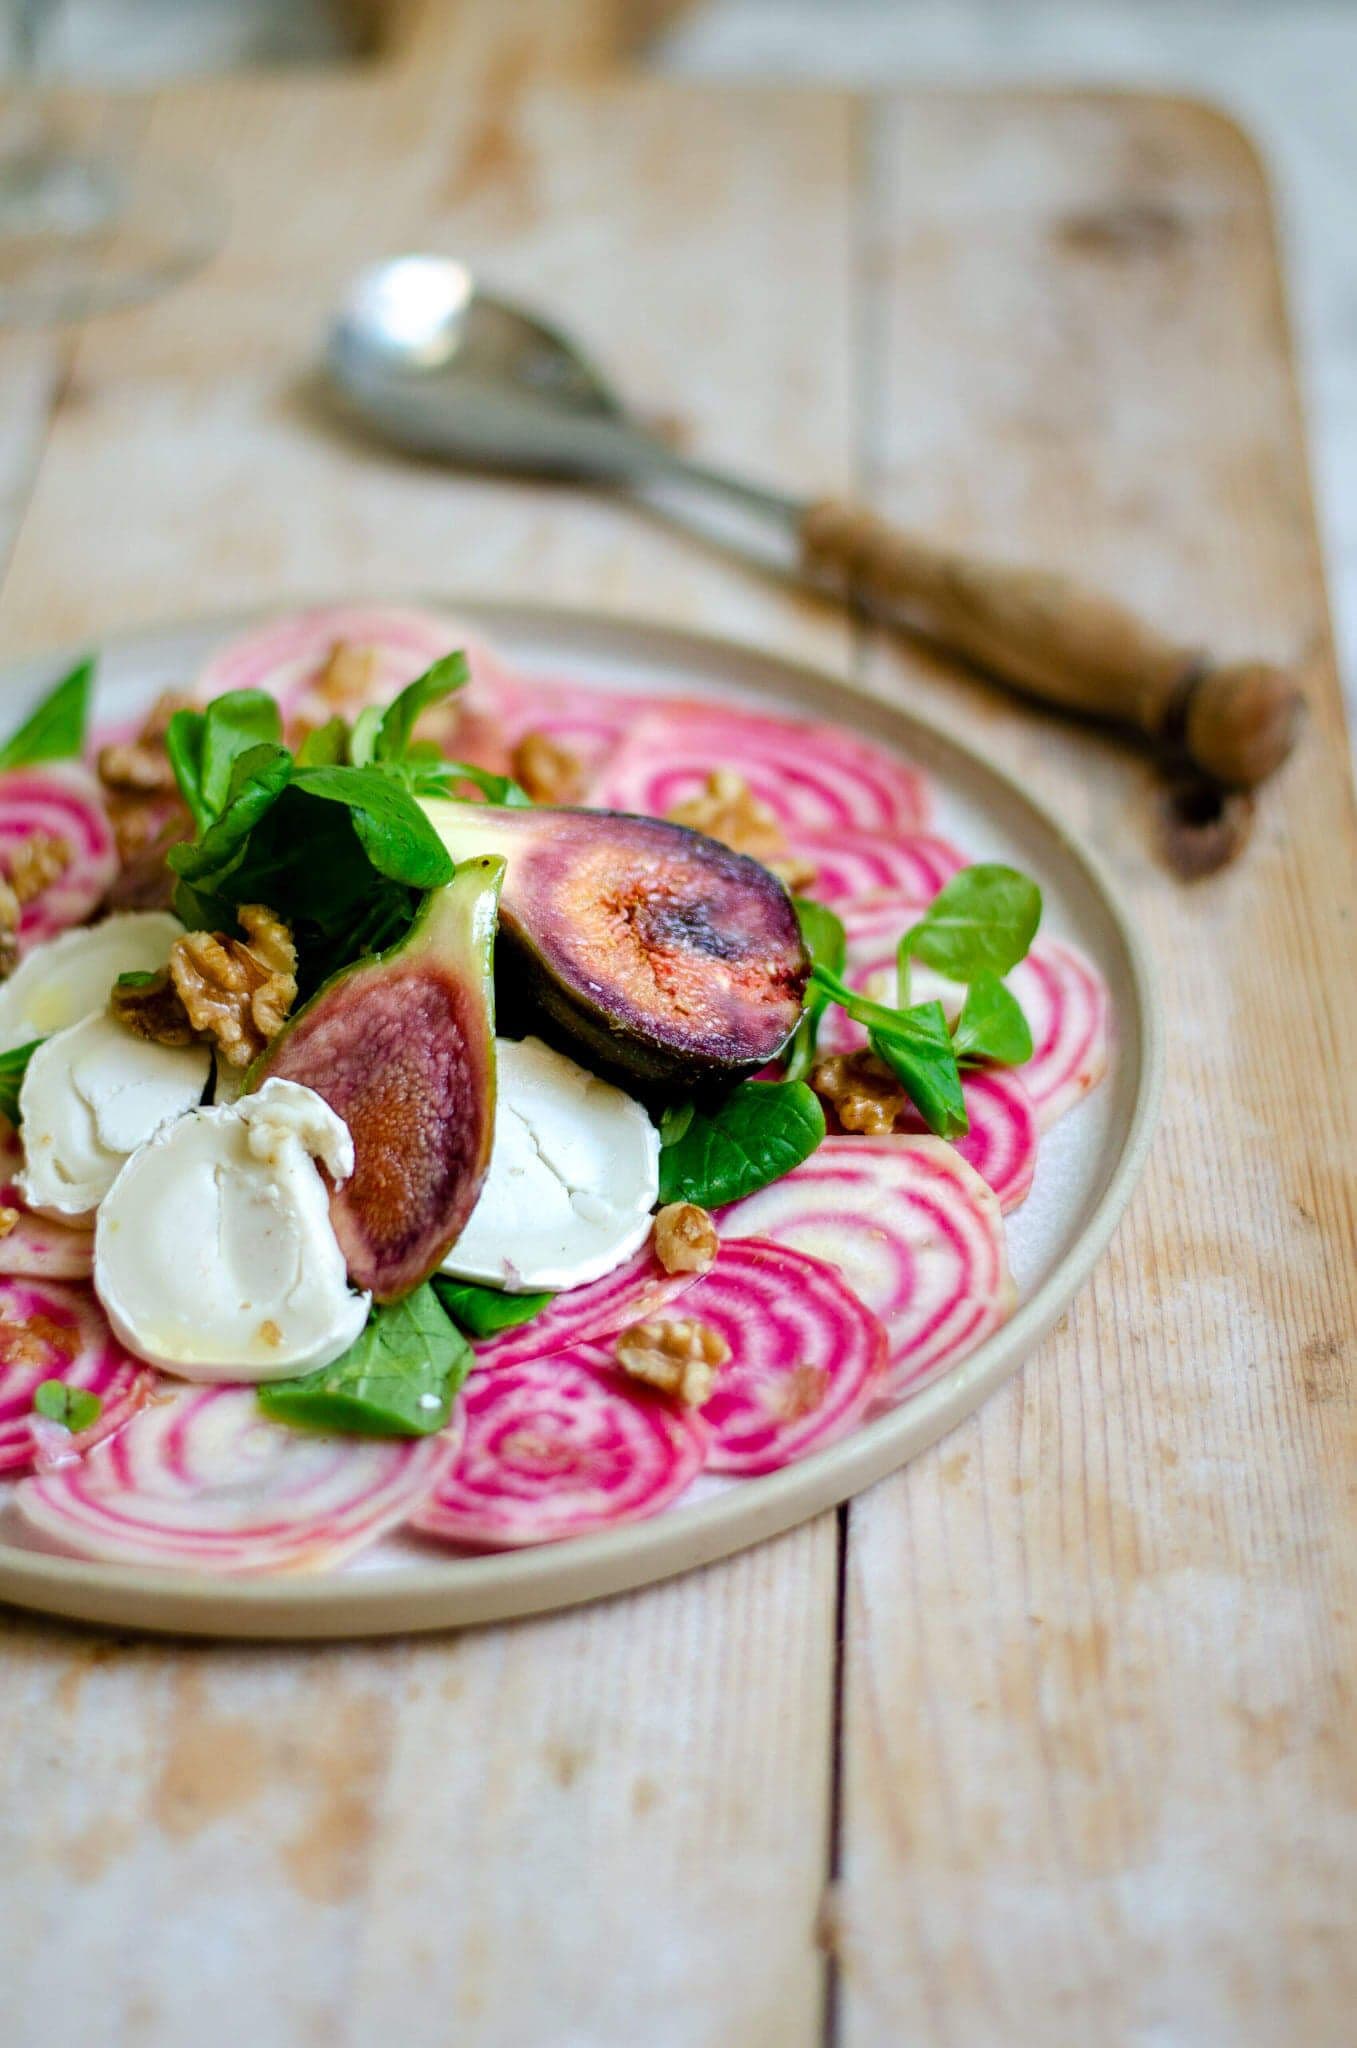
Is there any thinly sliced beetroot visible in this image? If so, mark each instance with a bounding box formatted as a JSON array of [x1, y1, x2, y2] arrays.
[[0, 1276, 152, 1476], [670, 1237, 887, 1474], [498, 678, 653, 783], [718, 1136, 1014, 1400], [589, 700, 931, 834], [16, 1385, 460, 1572], [1006, 940, 1110, 1128], [412, 1346, 707, 1548], [898, 1068, 1039, 1214], [0, 1122, 92, 1279], [473, 1248, 698, 1373], [193, 604, 520, 762], [0, 763, 118, 949], [790, 830, 965, 907]]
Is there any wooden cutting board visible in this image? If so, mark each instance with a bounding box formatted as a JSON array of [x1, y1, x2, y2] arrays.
[[0, 17, 1352, 2045]]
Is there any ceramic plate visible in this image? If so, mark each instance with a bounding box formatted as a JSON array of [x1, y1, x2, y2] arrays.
[[0, 602, 1160, 1637]]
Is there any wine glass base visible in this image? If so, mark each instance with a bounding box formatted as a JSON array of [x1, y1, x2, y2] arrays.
[[0, 148, 221, 325]]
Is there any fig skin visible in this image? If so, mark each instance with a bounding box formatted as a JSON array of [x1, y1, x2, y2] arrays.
[[252, 859, 502, 1301], [421, 801, 808, 1088]]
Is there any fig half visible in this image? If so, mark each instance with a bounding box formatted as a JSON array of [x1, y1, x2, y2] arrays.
[[421, 801, 807, 1087], [252, 858, 502, 1301]]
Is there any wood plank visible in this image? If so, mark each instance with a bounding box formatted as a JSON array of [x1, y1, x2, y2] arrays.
[[0, 71, 858, 2048], [835, 91, 1357, 2048]]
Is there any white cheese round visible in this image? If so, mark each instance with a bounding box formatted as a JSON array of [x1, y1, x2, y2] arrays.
[[0, 911, 184, 1052], [17, 1010, 211, 1219], [94, 1078, 370, 1383], [441, 1035, 659, 1293]]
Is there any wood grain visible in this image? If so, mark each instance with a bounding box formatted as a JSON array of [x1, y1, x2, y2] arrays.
[[0, 39, 1352, 2048]]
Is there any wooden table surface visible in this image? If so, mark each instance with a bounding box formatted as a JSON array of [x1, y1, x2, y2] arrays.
[[0, 10, 1353, 2044]]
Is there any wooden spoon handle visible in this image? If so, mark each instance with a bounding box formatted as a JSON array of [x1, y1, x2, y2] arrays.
[[800, 496, 1303, 788]]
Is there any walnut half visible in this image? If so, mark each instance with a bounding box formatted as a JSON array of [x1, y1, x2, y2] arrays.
[[614, 1316, 731, 1408], [652, 1201, 719, 1276], [511, 729, 588, 804], [168, 905, 297, 1069], [811, 1050, 910, 1136]]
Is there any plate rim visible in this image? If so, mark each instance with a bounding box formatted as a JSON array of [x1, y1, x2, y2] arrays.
[[0, 597, 1163, 1639]]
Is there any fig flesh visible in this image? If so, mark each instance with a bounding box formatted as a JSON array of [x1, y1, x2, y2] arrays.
[[252, 859, 501, 1300], [420, 801, 807, 1088]]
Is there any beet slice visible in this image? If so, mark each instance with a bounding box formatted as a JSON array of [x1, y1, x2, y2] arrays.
[[883, 1068, 1039, 1215], [672, 1237, 887, 1474], [790, 829, 965, 907], [1006, 940, 1111, 1128], [718, 1135, 1014, 1401], [412, 1346, 707, 1549], [16, 1385, 460, 1572], [0, 1122, 93, 1280], [473, 1248, 699, 1373], [255, 861, 501, 1301], [0, 1276, 152, 1477], [0, 763, 118, 950], [589, 700, 931, 834]]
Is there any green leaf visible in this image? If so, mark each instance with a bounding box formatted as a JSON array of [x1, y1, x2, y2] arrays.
[[952, 969, 1034, 1066], [374, 652, 469, 764], [290, 765, 454, 890], [348, 704, 383, 769], [784, 897, 846, 1084], [258, 1284, 473, 1437], [904, 864, 1042, 982], [869, 1002, 969, 1139], [0, 658, 93, 772], [658, 1080, 825, 1208], [114, 969, 160, 991], [295, 715, 349, 767], [165, 708, 210, 833], [412, 759, 533, 807], [432, 1277, 555, 1340], [169, 741, 293, 884], [199, 691, 283, 820], [0, 1038, 42, 1126], [658, 1100, 695, 1147], [32, 1379, 102, 1433]]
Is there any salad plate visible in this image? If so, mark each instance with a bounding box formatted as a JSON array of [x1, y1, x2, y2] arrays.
[[0, 601, 1159, 1638]]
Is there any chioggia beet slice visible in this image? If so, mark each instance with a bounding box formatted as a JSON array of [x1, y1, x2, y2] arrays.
[[412, 1346, 708, 1549], [254, 861, 502, 1300], [473, 1247, 699, 1373], [788, 829, 964, 908], [1006, 939, 1111, 1128], [421, 800, 808, 1087], [718, 1136, 1014, 1401], [896, 1068, 1039, 1215], [671, 1237, 887, 1474], [0, 1276, 152, 1476], [16, 1385, 462, 1572], [588, 700, 932, 834], [0, 763, 118, 950], [0, 1122, 93, 1280]]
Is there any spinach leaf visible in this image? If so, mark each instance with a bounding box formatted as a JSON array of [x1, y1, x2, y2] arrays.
[[658, 1080, 825, 1208], [432, 1277, 555, 1340], [169, 741, 293, 886], [374, 652, 469, 765], [419, 760, 534, 807], [0, 658, 93, 773], [33, 1380, 102, 1433], [295, 715, 349, 767], [868, 1002, 969, 1139], [784, 897, 846, 1084], [200, 691, 283, 820], [951, 969, 1033, 1066], [289, 765, 453, 889], [258, 1284, 473, 1437], [0, 1039, 42, 1126], [165, 708, 210, 833], [904, 864, 1041, 981]]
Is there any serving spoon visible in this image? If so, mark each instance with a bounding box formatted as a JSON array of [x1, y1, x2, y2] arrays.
[[326, 255, 1302, 851]]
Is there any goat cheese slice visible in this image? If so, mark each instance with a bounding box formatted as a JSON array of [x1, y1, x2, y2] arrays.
[[94, 1077, 370, 1382], [0, 911, 184, 1052], [441, 1036, 659, 1293], [17, 1010, 211, 1219]]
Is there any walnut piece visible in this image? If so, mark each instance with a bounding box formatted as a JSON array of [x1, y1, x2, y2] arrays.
[[109, 967, 197, 1047], [652, 1201, 719, 1276], [811, 1050, 910, 1136], [0, 879, 20, 981], [511, 729, 588, 804], [665, 769, 788, 866], [0, 1312, 77, 1370], [315, 640, 379, 709], [168, 905, 297, 1069], [0, 1206, 18, 1239], [614, 1316, 731, 1407], [97, 690, 194, 880], [5, 832, 70, 905]]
